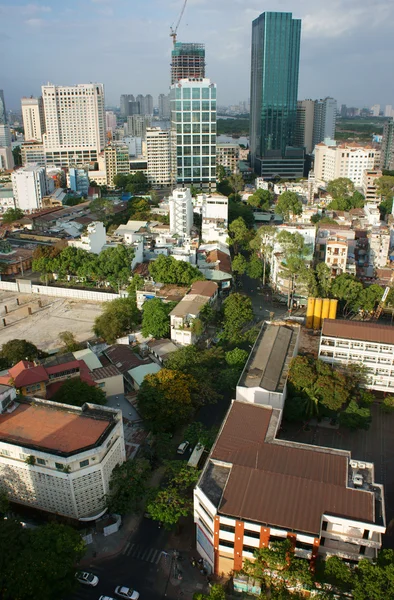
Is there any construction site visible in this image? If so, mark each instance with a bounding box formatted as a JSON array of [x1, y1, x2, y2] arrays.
[[0, 290, 104, 353]]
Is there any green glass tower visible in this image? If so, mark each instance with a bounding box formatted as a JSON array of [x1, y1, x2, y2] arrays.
[[250, 12, 301, 174]]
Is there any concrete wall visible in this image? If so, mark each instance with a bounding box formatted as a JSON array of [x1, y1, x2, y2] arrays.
[[0, 279, 119, 302], [235, 385, 285, 410], [96, 374, 124, 397]]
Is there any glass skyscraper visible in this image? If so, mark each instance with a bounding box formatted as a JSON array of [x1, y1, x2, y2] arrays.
[[170, 78, 216, 190], [250, 12, 301, 174]]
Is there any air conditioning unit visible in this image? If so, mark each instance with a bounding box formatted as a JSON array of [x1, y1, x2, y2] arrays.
[[350, 461, 358, 469], [358, 462, 366, 469], [353, 474, 364, 487]]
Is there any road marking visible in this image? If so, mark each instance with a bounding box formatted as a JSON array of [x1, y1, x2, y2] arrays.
[[126, 542, 135, 556], [123, 541, 132, 554], [140, 548, 149, 561], [145, 548, 155, 562], [154, 550, 162, 564]]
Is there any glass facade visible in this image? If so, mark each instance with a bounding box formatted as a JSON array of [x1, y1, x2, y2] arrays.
[[250, 12, 301, 172], [170, 79, 216, 189]]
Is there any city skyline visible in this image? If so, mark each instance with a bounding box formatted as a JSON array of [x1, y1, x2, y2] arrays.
[[1, 0, 394, 110]]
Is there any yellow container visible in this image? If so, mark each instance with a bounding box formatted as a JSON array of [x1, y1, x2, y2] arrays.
[[329, 298, 338, 320], [321, 298, 330, 322], [313, 298, 323, 329], [306, 297, 315, 329]]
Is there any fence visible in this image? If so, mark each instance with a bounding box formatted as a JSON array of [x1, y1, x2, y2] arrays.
[[0, 278, 120, 302]]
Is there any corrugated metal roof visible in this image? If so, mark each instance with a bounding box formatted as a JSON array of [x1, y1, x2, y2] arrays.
[[209, 402, 375, 535], [322, 319, 394, 344]]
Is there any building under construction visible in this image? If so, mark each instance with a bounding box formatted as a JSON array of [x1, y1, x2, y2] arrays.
[[171, 42, 205, 84]]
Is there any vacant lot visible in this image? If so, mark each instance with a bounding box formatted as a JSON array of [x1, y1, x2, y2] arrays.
[[0, 291, 104, 353]]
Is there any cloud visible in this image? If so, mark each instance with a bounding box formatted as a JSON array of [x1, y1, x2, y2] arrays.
[[24, 17, 44, 27]]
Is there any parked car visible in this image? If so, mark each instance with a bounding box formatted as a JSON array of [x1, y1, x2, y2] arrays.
[[115, 586, 140, 600], [75, 571, 99, 587], [99, 597, 116, 600], [177, 441, 190, 455]]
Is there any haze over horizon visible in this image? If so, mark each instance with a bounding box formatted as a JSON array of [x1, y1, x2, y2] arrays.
[[1, 0, 394, 111]]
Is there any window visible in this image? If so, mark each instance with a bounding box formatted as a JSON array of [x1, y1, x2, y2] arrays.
[[220, 524, 235, 534], [219, 540, 234, 549], [98, 383, 105, 389], [1, 449, 10, 456], [80, 459, 89, 468], [36, 458, 46, 465], [363, 530, 369, 540], [244, 529, 260, 540], [243, 545, 257, 554], [296, 541, 313, 551], [322, 521, 328, 531]]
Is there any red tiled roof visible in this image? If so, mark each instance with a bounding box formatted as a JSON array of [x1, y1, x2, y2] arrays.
[[46, 360, 81, 376], [209, 402, 374, 535], [322, 319, 394, 344], [205, 250, 232, 275], [9, 361, 48, 388], [0, 402, 111, 454]]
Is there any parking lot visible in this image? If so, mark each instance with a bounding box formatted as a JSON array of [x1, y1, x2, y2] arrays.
[[280, 403, 394, 544], [0, 291, 104, 353]]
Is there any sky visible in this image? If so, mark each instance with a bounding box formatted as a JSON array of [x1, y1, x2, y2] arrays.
[[1, 0, 394, 111]]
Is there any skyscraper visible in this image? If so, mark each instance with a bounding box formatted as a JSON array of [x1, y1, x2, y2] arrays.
[[21, 96, 46, 142], [295, 97, 337, 154], [120, 94, 135, 117], [171, 43, 205, 84], [158, 93, 171, 120], [0, 90, 6, 124], [170, 78, 216, 190], [381, 119, 394, 171], [0, 89, 13, 169], [250, 12, 301, 175], [42, 83, 105, 167]]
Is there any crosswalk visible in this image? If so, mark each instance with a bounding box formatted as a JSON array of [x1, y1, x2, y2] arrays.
[[122, 542, 163, 564]]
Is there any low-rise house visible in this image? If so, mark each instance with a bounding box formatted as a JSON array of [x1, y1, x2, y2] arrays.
[[169, 281, 218, 346], [197, 246, 232, 290], [127, 363, 162, 390], [146, 339, 179, 364], [68, 221, 107, 254], [136, 283, 187, 310], [102, 344, 151, 392], [91, 365, 124, 397], [319, 319, 394, 392]]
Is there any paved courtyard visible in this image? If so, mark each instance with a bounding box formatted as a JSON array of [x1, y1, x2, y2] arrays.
[[280, 403, 394, 545], [0, 291, 104, 353]]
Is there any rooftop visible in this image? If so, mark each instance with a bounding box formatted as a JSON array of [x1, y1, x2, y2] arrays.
[[322, 319, 394, 345], [200, 401, 381, 535], [0, 398, 115, 456], [128, 363, 161, 387], [103, 344, 147, 374], [190, 280, 218, 298], [238, 323, 299, 393], [169, 293, 210, 318], [91, 365, 121, 381]]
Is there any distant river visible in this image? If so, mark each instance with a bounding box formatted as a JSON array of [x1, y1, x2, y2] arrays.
[[216, 135, 249, 146]]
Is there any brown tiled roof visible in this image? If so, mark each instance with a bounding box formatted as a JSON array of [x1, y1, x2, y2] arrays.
[[322, 319, 394, 344], [190, 280, 218, 297], [209, 401, 374, 535], [205, 250, 232, 275], [0, 402, 111, 454], [104, 345, 146, 374], [91, 365, 121, 381]]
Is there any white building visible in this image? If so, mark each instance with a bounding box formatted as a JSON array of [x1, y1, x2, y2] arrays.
[[170, 280, 218, 346], [105, 111, 117, 133], [194, 193, 228, 243], [0, 146, 14, 171], [371, 104, 380, 117], [69, 221, 107, 254], [0, 396, 126, 521], [314, 143, 380, 187], [122, 136, 143, 157], [42, 83, 106, 167], [368, 226, 390, 269], [319, 319, 394, 393], [384, 105, 394, 118], [127, 115, 151, 138], [21, 97, 46, 142], [169, 187, 193, 238], [146, 128, 172, 188], [325, 236, 349, 276], [12, 166, 49, 212], [170, 78, 217, 190]]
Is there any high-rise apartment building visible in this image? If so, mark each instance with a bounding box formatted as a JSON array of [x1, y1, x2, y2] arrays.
[[384, 105, 394, 118], [12, 165, 49, 211], [313, 97, 337, 147], [171, 42, 205, 84], [295, 100, 315, 154], [250, 12, 301, 174], [146, 128, 172, 188], [0, 89, 12, 167], [170, 78, 217, 190], [105, 110, 117, 133], [380, 119, 394, 171], [120, 94, 135, 117], [127, 115, 152, 138], [42, 83, 106, 167], [314, 142, 380, 186], [158, 93, 171, 120], [21, 97, 46, 142], [145, 94, 153, 116], [0, 90, 6, 125], [104, 143, 130, 187]]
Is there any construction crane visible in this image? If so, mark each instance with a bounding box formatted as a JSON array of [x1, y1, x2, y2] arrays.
[[374, 285, 392, 320], [170, 0, 188, 45]]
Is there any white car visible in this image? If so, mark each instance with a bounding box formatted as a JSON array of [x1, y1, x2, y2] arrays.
[[177, 441, 190, 454], [115, 587, 140, 600], [75, 571, 99, 587], [99, 597, 116, 600]]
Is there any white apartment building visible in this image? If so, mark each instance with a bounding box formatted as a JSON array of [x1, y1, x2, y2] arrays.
[[169, 187, 193, 238], [319, 319, 394, 393], [12, 166, 49, 212], [194, 193, 228, 243], [127, 115, 151, 138], [21, 97, 46, 142], [170, 78, 217, 190], [69, 221, 107, 254], [104, 143, 130, 188], [363, 170, 382, 204], [0, 147, 14, 171], [146, 128, 172, 188], [122, 136, 143, 157], [325, 236, 348, 276], [314, 143, 380, 187], [169, 280, 217, 346], [42, 83, 105, 167], [369, 226, 390, 269], [0, 396, 126, 521], [194, 400, 385, 576]]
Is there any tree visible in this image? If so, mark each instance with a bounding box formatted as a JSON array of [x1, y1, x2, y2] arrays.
[[316, 262, 332, 297], [277, 230, 308, 305], [216, 165, 226, 182], [331, 273, 364, 316], [1, 339, 40, 366], [247, 189, 273, 210], [52, 378, 106, 407], [326, 177, 355, 201], [148, 255, 204, 286], [353, 555, 394, 600], [276, 191, 302, 220], [2, 208, 24, 224], [194, 584, 225, 600], [222, 293, 254, 343], [228, 198, 255, 227], [232, 254, 247, 276], [141, 298, 175, 339], [58, 331, 81, 353], [107, 458, 151, 514], [228, 173, 244, 194], [381, 395, 394, 413], [184, 422, 217, 449], [250, 225, 276, 286], [228, 217, 252, 253], [12, 145, 22, 167], [166, 346, 225, 402], [113, 174, 129, 189], [93, 297, 140, 343], [315, 555, 352, 591], [339, 401, 371, 430], [137, 369, 198, 433], [89, 198, 114, 221], [225, 347, 248, 368], [0, 520, 85, 600], [247, 254, 263, 279]]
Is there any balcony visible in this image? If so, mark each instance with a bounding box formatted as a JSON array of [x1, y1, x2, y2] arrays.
[[321, 530, 381, 549]]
